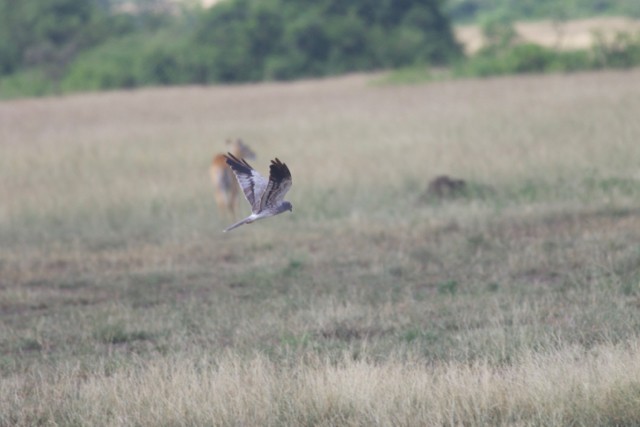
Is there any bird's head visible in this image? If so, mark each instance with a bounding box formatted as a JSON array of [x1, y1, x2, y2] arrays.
[[280, 201, 293, 213]]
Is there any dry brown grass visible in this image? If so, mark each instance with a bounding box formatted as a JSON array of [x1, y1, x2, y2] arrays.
[[1, 69, 640, 425], [4, 342, 640, 426]]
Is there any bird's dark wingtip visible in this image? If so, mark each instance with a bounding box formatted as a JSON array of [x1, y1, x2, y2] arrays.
[[225, 152, 253, 171], [224, 152, 238, 163], [269, 157, 291, 180]]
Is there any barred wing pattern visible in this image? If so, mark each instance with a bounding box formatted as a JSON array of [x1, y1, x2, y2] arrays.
[[260, 158, 292, 211], [223, 153, 293, 232], [224, 153, 268, 212]]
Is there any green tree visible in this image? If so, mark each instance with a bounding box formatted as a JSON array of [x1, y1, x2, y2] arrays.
[[194, 0, 460, 82], [5, 0, 462, 94], [0, 0, 95, 77]]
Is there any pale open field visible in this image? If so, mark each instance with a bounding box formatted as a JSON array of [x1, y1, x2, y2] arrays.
[[2, 69, 640, 425], [455, 16, 640, 53]]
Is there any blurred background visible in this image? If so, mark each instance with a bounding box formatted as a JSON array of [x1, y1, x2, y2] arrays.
[[1, 0, 639, 99]]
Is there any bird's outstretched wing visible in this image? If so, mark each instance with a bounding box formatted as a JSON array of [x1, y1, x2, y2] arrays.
[[224, 153, 268, 212], [259, 158, 292, 211]]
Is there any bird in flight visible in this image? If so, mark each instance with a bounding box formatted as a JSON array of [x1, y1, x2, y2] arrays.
[[222, 153, 293, 232]]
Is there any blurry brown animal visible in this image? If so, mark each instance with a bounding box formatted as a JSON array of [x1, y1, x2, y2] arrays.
[[424, 175, 467, 200], [210, 139, 256, 219]]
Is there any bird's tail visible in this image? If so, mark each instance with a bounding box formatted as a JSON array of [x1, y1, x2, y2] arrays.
[[223, 216, 252, 232]]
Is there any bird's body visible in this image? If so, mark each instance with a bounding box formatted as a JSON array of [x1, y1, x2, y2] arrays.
[[223, 153, 293, 232]]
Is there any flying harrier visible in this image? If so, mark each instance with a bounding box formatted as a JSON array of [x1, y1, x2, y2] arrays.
[[222, 153, 293, 232]]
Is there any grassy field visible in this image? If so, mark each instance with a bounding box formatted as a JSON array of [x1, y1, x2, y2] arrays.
[[2, 69, 640, 425]]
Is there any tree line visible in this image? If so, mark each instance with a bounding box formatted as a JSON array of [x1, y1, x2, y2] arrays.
[[0, 0, 461, 96], [2, 0, 639, 99]]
